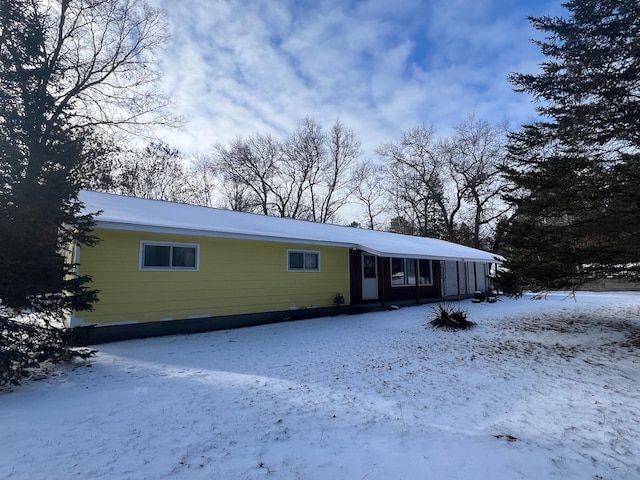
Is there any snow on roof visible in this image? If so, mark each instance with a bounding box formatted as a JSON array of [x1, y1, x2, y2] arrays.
[[80, 190, 502, 263]]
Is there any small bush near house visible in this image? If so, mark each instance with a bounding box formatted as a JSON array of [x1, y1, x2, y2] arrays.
[[428, 304, 476, 330], [0, 314, 94, 389]]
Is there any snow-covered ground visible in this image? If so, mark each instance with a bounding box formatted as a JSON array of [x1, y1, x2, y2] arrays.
[[2, 292, 640, 480]]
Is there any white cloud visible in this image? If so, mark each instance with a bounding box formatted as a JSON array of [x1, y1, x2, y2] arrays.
[[150, 0, 560, 157]]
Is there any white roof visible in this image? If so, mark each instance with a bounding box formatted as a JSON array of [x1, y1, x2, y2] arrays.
[[80, 190, 501, 263]]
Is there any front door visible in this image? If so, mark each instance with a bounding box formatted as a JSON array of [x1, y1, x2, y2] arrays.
[[362, 253, 378, 300]]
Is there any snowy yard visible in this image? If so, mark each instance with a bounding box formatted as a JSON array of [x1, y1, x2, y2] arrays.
[[1, 292, 640, 480]]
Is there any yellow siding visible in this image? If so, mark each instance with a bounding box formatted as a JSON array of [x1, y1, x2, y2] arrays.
[[74, 229, 350, 325]]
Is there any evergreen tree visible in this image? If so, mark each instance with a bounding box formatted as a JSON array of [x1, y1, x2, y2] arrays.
[[0, 0, 169, 385], [0, 0, 99, 314], [0, 0, 98, 386], [501, 0, 640, 292]]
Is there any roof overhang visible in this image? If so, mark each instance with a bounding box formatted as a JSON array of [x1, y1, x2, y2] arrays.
[[93, 220, 503, 263]]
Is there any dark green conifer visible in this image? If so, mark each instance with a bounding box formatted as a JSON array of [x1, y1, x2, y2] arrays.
[[501, 0, 640, 292]]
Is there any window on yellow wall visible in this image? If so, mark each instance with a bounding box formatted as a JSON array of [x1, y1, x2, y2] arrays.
[[287, 250, 320, 272], [140, 241, 199, 270]]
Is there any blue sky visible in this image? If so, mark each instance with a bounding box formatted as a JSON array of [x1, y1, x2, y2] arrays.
[[152, 0, 565, 157]]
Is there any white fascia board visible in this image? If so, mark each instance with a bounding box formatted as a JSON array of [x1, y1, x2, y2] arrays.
[[374, 251, 502, 263], [337, 244, 502, 263]]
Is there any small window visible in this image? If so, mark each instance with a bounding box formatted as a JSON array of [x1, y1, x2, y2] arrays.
[[287, 250, 320, 272], [418, 259, 433, 285], [140, 242, 199, 270], [391, 258, 406, 286], [172, 246, 197, 267], [144, 245, 171, 267]]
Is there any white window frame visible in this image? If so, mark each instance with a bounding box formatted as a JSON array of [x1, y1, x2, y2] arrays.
[[287, 249, 321, 272], [390, 257, 414, 287], [139, 241, 200, 271]]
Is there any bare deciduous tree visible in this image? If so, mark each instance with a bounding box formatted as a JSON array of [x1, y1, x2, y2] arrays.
[[71, 133, 122, 191], [210, 117, 361, 222], [280, 117, 325, 219], [214, 135, 280, 214], [186, 153, 218, 208], [377, 125, 458, 238], [377, 117, 508, 247], [352, 160, 387, 229], [319, 120, 361, 223], [443, 114, 510, 248], [42, 0, 175, 133], [115, 142, 190, 202]]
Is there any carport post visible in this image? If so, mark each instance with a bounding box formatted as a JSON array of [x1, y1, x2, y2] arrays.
[[414, 258, 420, 305], [456, 260, 461, 301], [379, 257, 386, 309]]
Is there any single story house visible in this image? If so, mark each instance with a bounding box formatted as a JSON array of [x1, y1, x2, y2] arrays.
[[69, 191, 502, 343]]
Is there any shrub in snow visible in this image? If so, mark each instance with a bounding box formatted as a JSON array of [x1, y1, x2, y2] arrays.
[[428, 304, 476, 330], [0, 313, 94, 388]]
